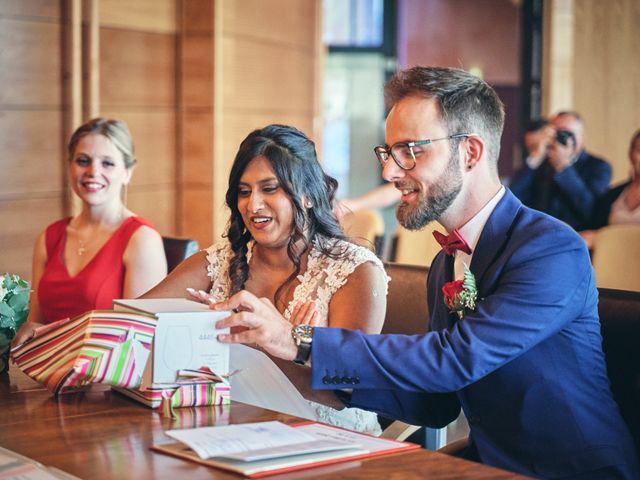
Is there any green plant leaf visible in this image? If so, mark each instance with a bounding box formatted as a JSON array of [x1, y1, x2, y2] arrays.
[[8, 291, 29, 312], [0, 303, 14, 318], [13, 311, 28, 331]]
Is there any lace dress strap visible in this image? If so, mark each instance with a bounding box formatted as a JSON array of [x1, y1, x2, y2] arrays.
[[288, 238, 389, 324], [205, 241, 234, 301]]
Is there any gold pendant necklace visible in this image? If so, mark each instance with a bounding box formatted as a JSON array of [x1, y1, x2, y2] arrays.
[[73, 209, 126, 257], [76, 237, 94, 256], [77, 240, 87, 256]]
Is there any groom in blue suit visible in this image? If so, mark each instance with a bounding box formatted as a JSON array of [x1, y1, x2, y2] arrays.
[[215, 67, 639, 478]]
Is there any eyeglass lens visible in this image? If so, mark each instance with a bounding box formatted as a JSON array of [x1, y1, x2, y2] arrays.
[[391, 144, 416, 168]]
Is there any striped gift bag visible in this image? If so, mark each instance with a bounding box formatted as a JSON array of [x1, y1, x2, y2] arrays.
[[113, 380, 231, 410], [11, 310, 156, 394], [113, 366, 231, 410]]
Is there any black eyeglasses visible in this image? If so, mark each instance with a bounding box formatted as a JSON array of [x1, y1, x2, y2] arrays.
[[374, 133, 474, 170]]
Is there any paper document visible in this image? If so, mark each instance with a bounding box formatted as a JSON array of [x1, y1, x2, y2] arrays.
[[229, 344, 316, 420], [165, 421, 353, 460], [153, 421, 420, 477]]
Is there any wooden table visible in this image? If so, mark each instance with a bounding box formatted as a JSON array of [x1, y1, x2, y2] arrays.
[[0, 368, 527, 479]]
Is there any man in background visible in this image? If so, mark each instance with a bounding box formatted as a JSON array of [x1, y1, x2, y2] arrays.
[[510, 111, 611, 230]]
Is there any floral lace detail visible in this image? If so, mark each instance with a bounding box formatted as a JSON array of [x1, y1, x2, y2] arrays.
[[285, 237, 388, 325], [312, 402, 382, 436], [205, 242, 234, 301]]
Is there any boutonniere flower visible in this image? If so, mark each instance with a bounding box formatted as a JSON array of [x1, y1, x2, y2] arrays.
[[442, 264, 477, 319]]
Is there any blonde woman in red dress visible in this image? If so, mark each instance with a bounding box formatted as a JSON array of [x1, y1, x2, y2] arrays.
[[13, 118, 167, 344]]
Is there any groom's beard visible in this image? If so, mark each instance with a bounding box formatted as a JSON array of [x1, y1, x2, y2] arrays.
[[396, 149, 463, 230]]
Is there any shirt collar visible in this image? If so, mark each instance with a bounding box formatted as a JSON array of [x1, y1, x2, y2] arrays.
[[457, 186, 506, 253]]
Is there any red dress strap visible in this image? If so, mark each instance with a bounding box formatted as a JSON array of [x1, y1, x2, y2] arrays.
[[44, 218, 72, 259], [38, 216, 158, 323]]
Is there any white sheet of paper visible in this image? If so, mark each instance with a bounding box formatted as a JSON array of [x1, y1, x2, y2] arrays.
[[229, 344, 316, 420], [165, 421, 316, 459]]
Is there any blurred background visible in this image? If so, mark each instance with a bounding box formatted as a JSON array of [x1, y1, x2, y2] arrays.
[[0, 0, 638, 278]]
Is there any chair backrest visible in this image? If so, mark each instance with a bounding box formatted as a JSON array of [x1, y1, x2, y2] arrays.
[[162, 236, 200, 273], [598, 287, 640, 456], [592, 224, 640, 291], [391, 224, 441, 267], [340, 209, 385, 256], [382, 262, 429, 335]]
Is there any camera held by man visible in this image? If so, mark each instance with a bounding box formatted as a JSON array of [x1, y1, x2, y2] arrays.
[[510, 111, 613, 231], [548, 126, 580, 172], [555, 129, 576, 147]]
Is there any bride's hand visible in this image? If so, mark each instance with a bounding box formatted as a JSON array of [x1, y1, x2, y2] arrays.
[[187, 287, 250, 334], [290, 300, 319, 326], [186, 287, 214, 305]]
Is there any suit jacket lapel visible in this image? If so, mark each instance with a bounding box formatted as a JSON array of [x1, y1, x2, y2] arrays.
[[470, 189, 524, 289], [427, 250, 451, 331]]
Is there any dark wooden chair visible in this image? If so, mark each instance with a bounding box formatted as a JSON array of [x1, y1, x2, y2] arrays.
[[599, 287, 640, 457], [381, 262, 429, 336], [162, 236, 200, 273]]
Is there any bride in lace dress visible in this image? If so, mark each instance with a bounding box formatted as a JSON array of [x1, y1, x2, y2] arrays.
[[145, 125, 388, 435]]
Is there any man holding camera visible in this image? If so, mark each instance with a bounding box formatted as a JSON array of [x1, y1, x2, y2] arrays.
[[510, 111, 611, 230]]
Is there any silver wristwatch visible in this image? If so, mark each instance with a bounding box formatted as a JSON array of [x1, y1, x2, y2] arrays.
[[291, 324, 313, 365]]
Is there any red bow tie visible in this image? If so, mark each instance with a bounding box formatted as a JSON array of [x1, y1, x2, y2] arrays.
[[432, 229, 472, 256]]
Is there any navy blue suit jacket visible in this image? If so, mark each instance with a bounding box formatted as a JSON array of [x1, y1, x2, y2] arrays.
[[509, 150, 611, 230], [312, 190, 639, 478]]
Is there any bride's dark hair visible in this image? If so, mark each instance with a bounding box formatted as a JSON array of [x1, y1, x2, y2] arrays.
[[225, 124, 348, 309]]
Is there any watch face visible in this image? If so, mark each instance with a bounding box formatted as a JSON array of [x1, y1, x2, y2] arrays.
[[293, 324, 313, 343]]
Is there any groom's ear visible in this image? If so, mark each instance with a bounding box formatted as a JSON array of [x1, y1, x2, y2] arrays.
[[462, 134, 485, 170]]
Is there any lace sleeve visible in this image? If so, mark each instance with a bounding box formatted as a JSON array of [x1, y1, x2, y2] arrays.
[[323, 240, 389, 297], [205, 241, 233, 301], [295, 240, 389, 322]]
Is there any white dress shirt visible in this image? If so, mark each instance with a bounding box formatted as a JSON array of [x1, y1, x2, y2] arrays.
[[453, 186, 506, 281]]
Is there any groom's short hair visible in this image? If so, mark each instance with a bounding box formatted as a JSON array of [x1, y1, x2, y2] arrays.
[[384, 66, 505, 171]]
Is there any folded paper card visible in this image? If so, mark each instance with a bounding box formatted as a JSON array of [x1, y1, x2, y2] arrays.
[[12, 298, 231, 407], [113, 298, 230, 386], [153, 420, 420, 478]]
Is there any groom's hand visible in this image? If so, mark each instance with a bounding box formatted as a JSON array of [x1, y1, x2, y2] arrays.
[[213, 290, 298, 361]]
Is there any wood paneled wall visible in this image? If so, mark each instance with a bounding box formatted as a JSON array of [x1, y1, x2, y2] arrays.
[[544, 0, 640, 184], [179, 0, 214, 248], [99, 0, 178, 237], [0, 2, 65, 279]]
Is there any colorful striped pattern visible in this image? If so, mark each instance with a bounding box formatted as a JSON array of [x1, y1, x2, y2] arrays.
[[113, 380, 231, 409], [11, 310, 156, 394], [176, 367, 224, 383]]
